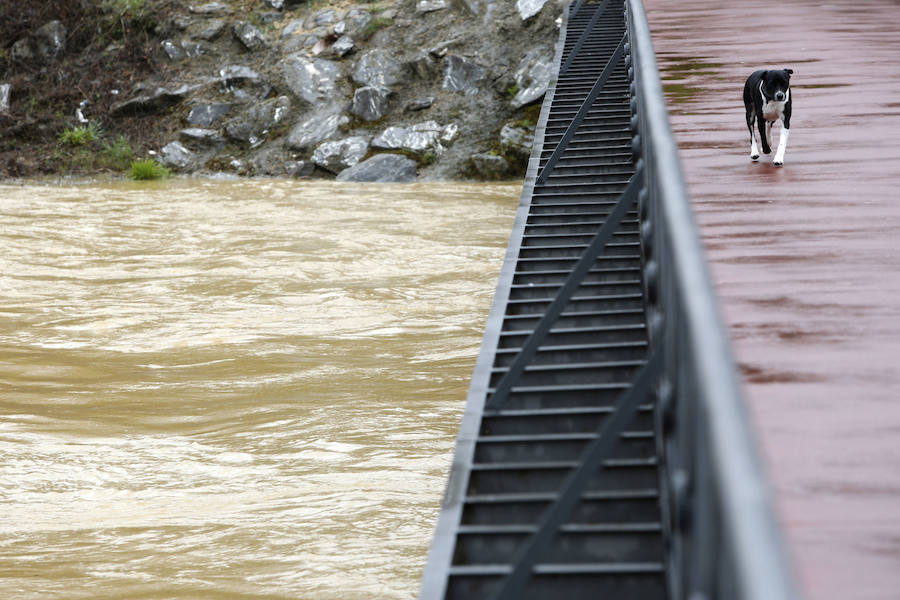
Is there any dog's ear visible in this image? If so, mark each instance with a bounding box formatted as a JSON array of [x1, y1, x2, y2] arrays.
[[785, 68, 794, 77]]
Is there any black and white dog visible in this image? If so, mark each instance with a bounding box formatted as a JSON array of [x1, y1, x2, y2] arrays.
[[743, 69, 793, 166]]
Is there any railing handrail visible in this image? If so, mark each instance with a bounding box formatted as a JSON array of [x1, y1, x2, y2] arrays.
[[625, 1, 800, 598]]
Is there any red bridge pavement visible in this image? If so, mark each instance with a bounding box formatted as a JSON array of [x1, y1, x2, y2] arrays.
[[643, 1, 900, 599]]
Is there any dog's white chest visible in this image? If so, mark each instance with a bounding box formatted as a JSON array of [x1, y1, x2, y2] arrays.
[[762, 99, 786, 122]]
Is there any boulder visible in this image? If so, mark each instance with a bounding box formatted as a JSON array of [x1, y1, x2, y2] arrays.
[[499, 122, 535, 169], [416, 0, 448, 13], [343, 8, 373, 34], [223, 95, 291, 147], [350, 86, 392, 122], [442, 55, 487, 95], [288, 160, 316, 178], [110, 83, 200, 117], [371, 121, 456, 156], [194, 19, 228, 41], [330, 36, 355, 58], [405, 97, 435, 112], [179, 127, 226, 149], [159, 141, 196, 170], [220, 65, 262, 86], [0, 84, 10, 114], [189, 3, 232, 15], [249, 145, 291, 175], [516, 0, 550, 20], [233, 22, 267, 51], [511, 48, 554, 108], [468, 153, 511, 179], [281, 54, 346, 106], [311, 136, 370, 173], [306, 8, 342, 30], [405, 52, 440, 81], [352, 49, 404, 89], [161, 40, 186, 61], [286, 111, 349, 151], [187, 102, 232, 126], [11, 20, 67, 62], [336, 153, 418, 182]]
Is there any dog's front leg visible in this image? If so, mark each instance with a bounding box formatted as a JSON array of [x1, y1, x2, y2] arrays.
[[773, 102, 791, 166], [773, 124, 790, 166]]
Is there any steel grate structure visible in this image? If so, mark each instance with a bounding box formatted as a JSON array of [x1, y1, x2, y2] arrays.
[[419, 1, 800, 599], [421, 1, 665, 598]]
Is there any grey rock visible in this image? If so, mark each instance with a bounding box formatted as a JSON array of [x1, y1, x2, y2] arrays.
[[511, 48, 554, 108], [311, 136, 370, 173], [219, 65, 262, 85], [459, 0, 500, 22], [233, 22, 267, 51], [372, 121, 454, 156], [195, 19, 227, 41], [306, 8, 341, 29], [336, 153, 417, 182], [352, 50, 403, 89], [111, 84, 200, 117], [499, 122, 535, 169], [223, 95, 291, 147], [266, 0, 285, 9], [288, 160, 316, 178], [249, 145, 290, 175], [187, 102, 231, 126], [11, 20, 67, 62], [516, 0, 550, 20], [468, 153, 510, 179], [159, 141, 196, 170], [161, 39, 185, 61], [405, 52, 439, 80], [0, 83, 10, 114], [350, 86, 392, 122], [344, 8, 372, 34], [416, 0, 448, 13], [281, 54, 345, 106], [330, 35, 355, 57], [189, 3, 232, 15], [282, 19, 305, 38], [405, 97, 435, 112], [179, 127, 226, 148], [442, 55, 487, 95], [180, 40, 207, 58], [286, 111, 349, 151]]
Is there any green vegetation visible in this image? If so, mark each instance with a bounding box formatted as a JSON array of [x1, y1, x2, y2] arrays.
[[421, 150, 437, 166], [128, 158, 171, 180], [101, 136, 134, 170], [103, 0, 146, 19], [58, 123, 101, 146], [361, 16, 393, 40]]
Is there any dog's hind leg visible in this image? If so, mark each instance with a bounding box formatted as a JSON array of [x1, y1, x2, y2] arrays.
[[757, 110, 771, 155], [747, 110, 759, 160]]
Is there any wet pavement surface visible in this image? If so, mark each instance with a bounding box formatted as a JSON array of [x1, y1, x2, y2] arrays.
[[643, 1, 900, 598]]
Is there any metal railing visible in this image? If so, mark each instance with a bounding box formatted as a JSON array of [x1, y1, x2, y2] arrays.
[[623, 1, 800, 598]]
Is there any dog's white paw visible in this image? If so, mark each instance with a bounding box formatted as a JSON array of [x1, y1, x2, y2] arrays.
[[750, 154, 760, 161], [773, 158, 784, 167]]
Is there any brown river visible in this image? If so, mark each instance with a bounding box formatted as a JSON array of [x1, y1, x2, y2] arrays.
[[0, 179, 520, 599]]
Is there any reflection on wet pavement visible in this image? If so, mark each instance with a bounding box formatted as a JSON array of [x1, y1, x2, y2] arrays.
[[645, 1, 900, 599]]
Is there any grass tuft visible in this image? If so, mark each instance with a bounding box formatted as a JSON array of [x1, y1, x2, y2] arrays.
[[128, 158, 171, 180], [58, 123, 101, 146]]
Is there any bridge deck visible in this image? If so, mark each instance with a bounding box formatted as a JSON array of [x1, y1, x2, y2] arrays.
[[420, 1, 667, 598]]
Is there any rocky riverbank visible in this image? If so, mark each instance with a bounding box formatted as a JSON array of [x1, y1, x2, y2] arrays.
[[1, 0, 567, 181]]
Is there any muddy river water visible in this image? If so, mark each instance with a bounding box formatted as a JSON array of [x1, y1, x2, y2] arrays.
[[644, 1, 900, 598], [0, 179, 519, 599]]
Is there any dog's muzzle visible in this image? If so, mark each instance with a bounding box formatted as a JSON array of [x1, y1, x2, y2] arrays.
[[775, 91, 785, 101]]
